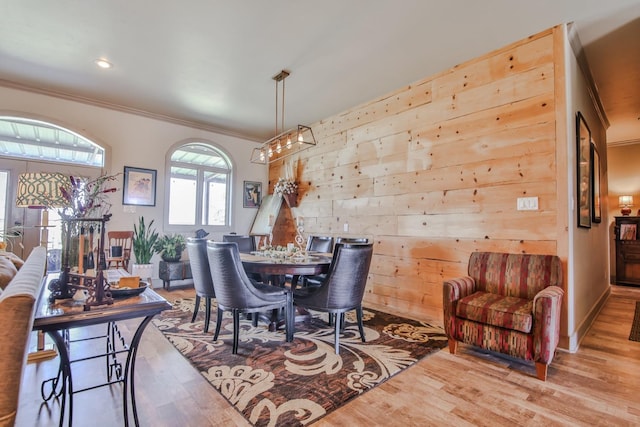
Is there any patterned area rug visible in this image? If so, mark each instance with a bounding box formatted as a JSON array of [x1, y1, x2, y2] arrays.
[[153, 298, 448, 426], [630, 301, 640, 342]]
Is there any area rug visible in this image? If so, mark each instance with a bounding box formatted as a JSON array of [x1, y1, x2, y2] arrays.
[[629, 301, 640, 342], [152, 298, 448, 426]]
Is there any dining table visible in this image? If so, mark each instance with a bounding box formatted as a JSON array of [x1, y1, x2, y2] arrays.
[[239, 251, 332, 287], [239, 251, 333, 328], [33, 270, 171, 427]]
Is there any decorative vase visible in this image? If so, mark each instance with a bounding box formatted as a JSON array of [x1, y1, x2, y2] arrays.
[[283, 192, 298, 208]]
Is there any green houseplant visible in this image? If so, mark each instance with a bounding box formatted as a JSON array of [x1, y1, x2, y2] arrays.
[[132, 216, 159, 265], [154, 234, 186, 262]]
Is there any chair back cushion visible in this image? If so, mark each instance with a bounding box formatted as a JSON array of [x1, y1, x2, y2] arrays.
[[306, 236, 334, 253], [207, 241, 285, 310], [298, 243, 373, 311], [222, 234, 256, 253], [186, 238, 215, 298], [468, 252, 562, 299]]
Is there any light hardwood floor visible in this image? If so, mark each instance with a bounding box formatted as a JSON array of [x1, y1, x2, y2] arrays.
[[17, 285, 640, 426]]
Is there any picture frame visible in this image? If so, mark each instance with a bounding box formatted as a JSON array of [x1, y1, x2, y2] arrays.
[[620, 223, 637, 241], [576, 112, 591, 228], [590, 143, 601, 223], [123, 166, 157, 206], [243, 181, 262, 208]]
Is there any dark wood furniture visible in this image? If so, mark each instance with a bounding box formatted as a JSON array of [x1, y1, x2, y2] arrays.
[[240, 252, 332, 287], [159, 260, 193, 290], [615, 216, 640, 286], [33, 274, 171, 426]]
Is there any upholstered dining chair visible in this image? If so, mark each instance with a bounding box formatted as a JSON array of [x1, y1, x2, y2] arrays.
[[291, 236, 335, 288], [293, 242, 373, 354], [206, 241, 293, 354], [335, 237, 369, 244], [222, 234, 256, 253], [186, 237, 216, 332], [104, 231, 134, 271]]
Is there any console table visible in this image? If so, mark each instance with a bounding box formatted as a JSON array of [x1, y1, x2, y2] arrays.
[[33, 273, 171, 426], [159, 260, 193, 290]]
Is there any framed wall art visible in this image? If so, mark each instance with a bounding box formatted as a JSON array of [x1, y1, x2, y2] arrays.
[[123, 166, 157, 206], [591, 143, 601, 223], [576, 112, 591, 228], [243, 181, 262, 208]]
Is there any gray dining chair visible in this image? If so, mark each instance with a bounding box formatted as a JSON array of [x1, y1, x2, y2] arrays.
[[222, 234, 256, 253], [186, 237, 216, 332], [293, 242, 373, 354], [290, 236, 334, 287], [206, 241, 293, 354], [336, 237, 369, 244]]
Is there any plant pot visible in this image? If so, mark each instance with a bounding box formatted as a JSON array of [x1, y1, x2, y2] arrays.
[[161, 254, 182, 262], [131, 263, 154, 281]]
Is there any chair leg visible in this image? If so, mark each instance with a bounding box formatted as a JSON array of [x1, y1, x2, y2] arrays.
[[213, 308, 223, 341], [232, 309, 240, 354], [191, 295, 201, 323], [356, 306, 366, 342], [448, 338, 458, 354], [285, 292, 294, 342], [535, 362, 548, 381], [204, 298, 211, 333], [334, 313, 341, 354]]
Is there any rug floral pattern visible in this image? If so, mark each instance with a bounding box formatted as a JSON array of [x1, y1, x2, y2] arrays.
[[153, 298, 447, 426]]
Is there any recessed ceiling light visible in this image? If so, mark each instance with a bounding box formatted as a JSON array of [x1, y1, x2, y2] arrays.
[[95, 59, 113, 69]]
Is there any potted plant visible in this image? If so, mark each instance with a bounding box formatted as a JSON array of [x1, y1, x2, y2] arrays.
[[154, 234, 186, 262], [131, 216, 159, 279]]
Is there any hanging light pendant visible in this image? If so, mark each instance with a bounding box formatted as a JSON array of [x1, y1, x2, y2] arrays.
[[250, 70, 317, 164]]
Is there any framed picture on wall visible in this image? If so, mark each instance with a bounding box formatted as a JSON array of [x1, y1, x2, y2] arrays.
[[243, 181, 262, 208], [123, 166, 157, 206], [576, 112, 591, 228], [591, 143, 601, 223]]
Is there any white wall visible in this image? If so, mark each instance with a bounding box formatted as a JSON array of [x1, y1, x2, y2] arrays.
[[0, 85, 268, 280], [566, 32, 611, 351]]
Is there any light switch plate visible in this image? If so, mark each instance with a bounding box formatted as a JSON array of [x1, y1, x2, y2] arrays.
[[343, 223, 349, 232], [517, 197, 539, 211]]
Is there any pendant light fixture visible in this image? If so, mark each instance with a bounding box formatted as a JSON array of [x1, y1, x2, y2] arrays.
[[250, 70, 317, 164]]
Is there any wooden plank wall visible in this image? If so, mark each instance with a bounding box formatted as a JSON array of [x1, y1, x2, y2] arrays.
[[269, 28, 564, 323]]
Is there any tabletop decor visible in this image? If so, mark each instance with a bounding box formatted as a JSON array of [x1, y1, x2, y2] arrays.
[[58, 174, 119, 219], [154, 298, 448, 426]]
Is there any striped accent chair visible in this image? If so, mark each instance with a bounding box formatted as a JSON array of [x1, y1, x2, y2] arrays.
[[443, 252, 564, 381]]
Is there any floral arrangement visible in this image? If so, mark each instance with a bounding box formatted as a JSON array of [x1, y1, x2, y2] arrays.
[[274, 177, 298, 196], [58, 174, 119, 219]]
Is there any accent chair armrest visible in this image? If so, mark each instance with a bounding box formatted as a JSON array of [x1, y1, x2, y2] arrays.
[[442, 276, 476, 337], [532, 285, 564, 365]]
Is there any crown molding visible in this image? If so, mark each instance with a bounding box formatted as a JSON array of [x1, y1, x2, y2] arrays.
[[0, 79, 262, 144]]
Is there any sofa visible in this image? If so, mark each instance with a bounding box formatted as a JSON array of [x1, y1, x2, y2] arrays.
[[0, 246, 47, 426], [443, 251, 564, 381]]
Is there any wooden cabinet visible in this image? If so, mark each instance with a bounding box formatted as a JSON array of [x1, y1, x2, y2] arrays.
[[615, 216, 640, 286], [159, 260, 193, 290]]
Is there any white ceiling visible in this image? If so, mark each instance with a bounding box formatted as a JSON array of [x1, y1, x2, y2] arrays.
[[0, 1, 638, 144]]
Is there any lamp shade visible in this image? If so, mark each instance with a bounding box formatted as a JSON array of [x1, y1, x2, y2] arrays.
[[619, 195, 634, 207], [16, 172, 68, 208]]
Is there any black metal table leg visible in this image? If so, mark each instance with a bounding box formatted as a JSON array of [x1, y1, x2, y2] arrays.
[[122, 315, 154, 427]]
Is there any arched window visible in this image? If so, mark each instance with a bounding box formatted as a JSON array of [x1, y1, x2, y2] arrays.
[[167, 141, 232, 230], [0, 116, 105, 167]]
